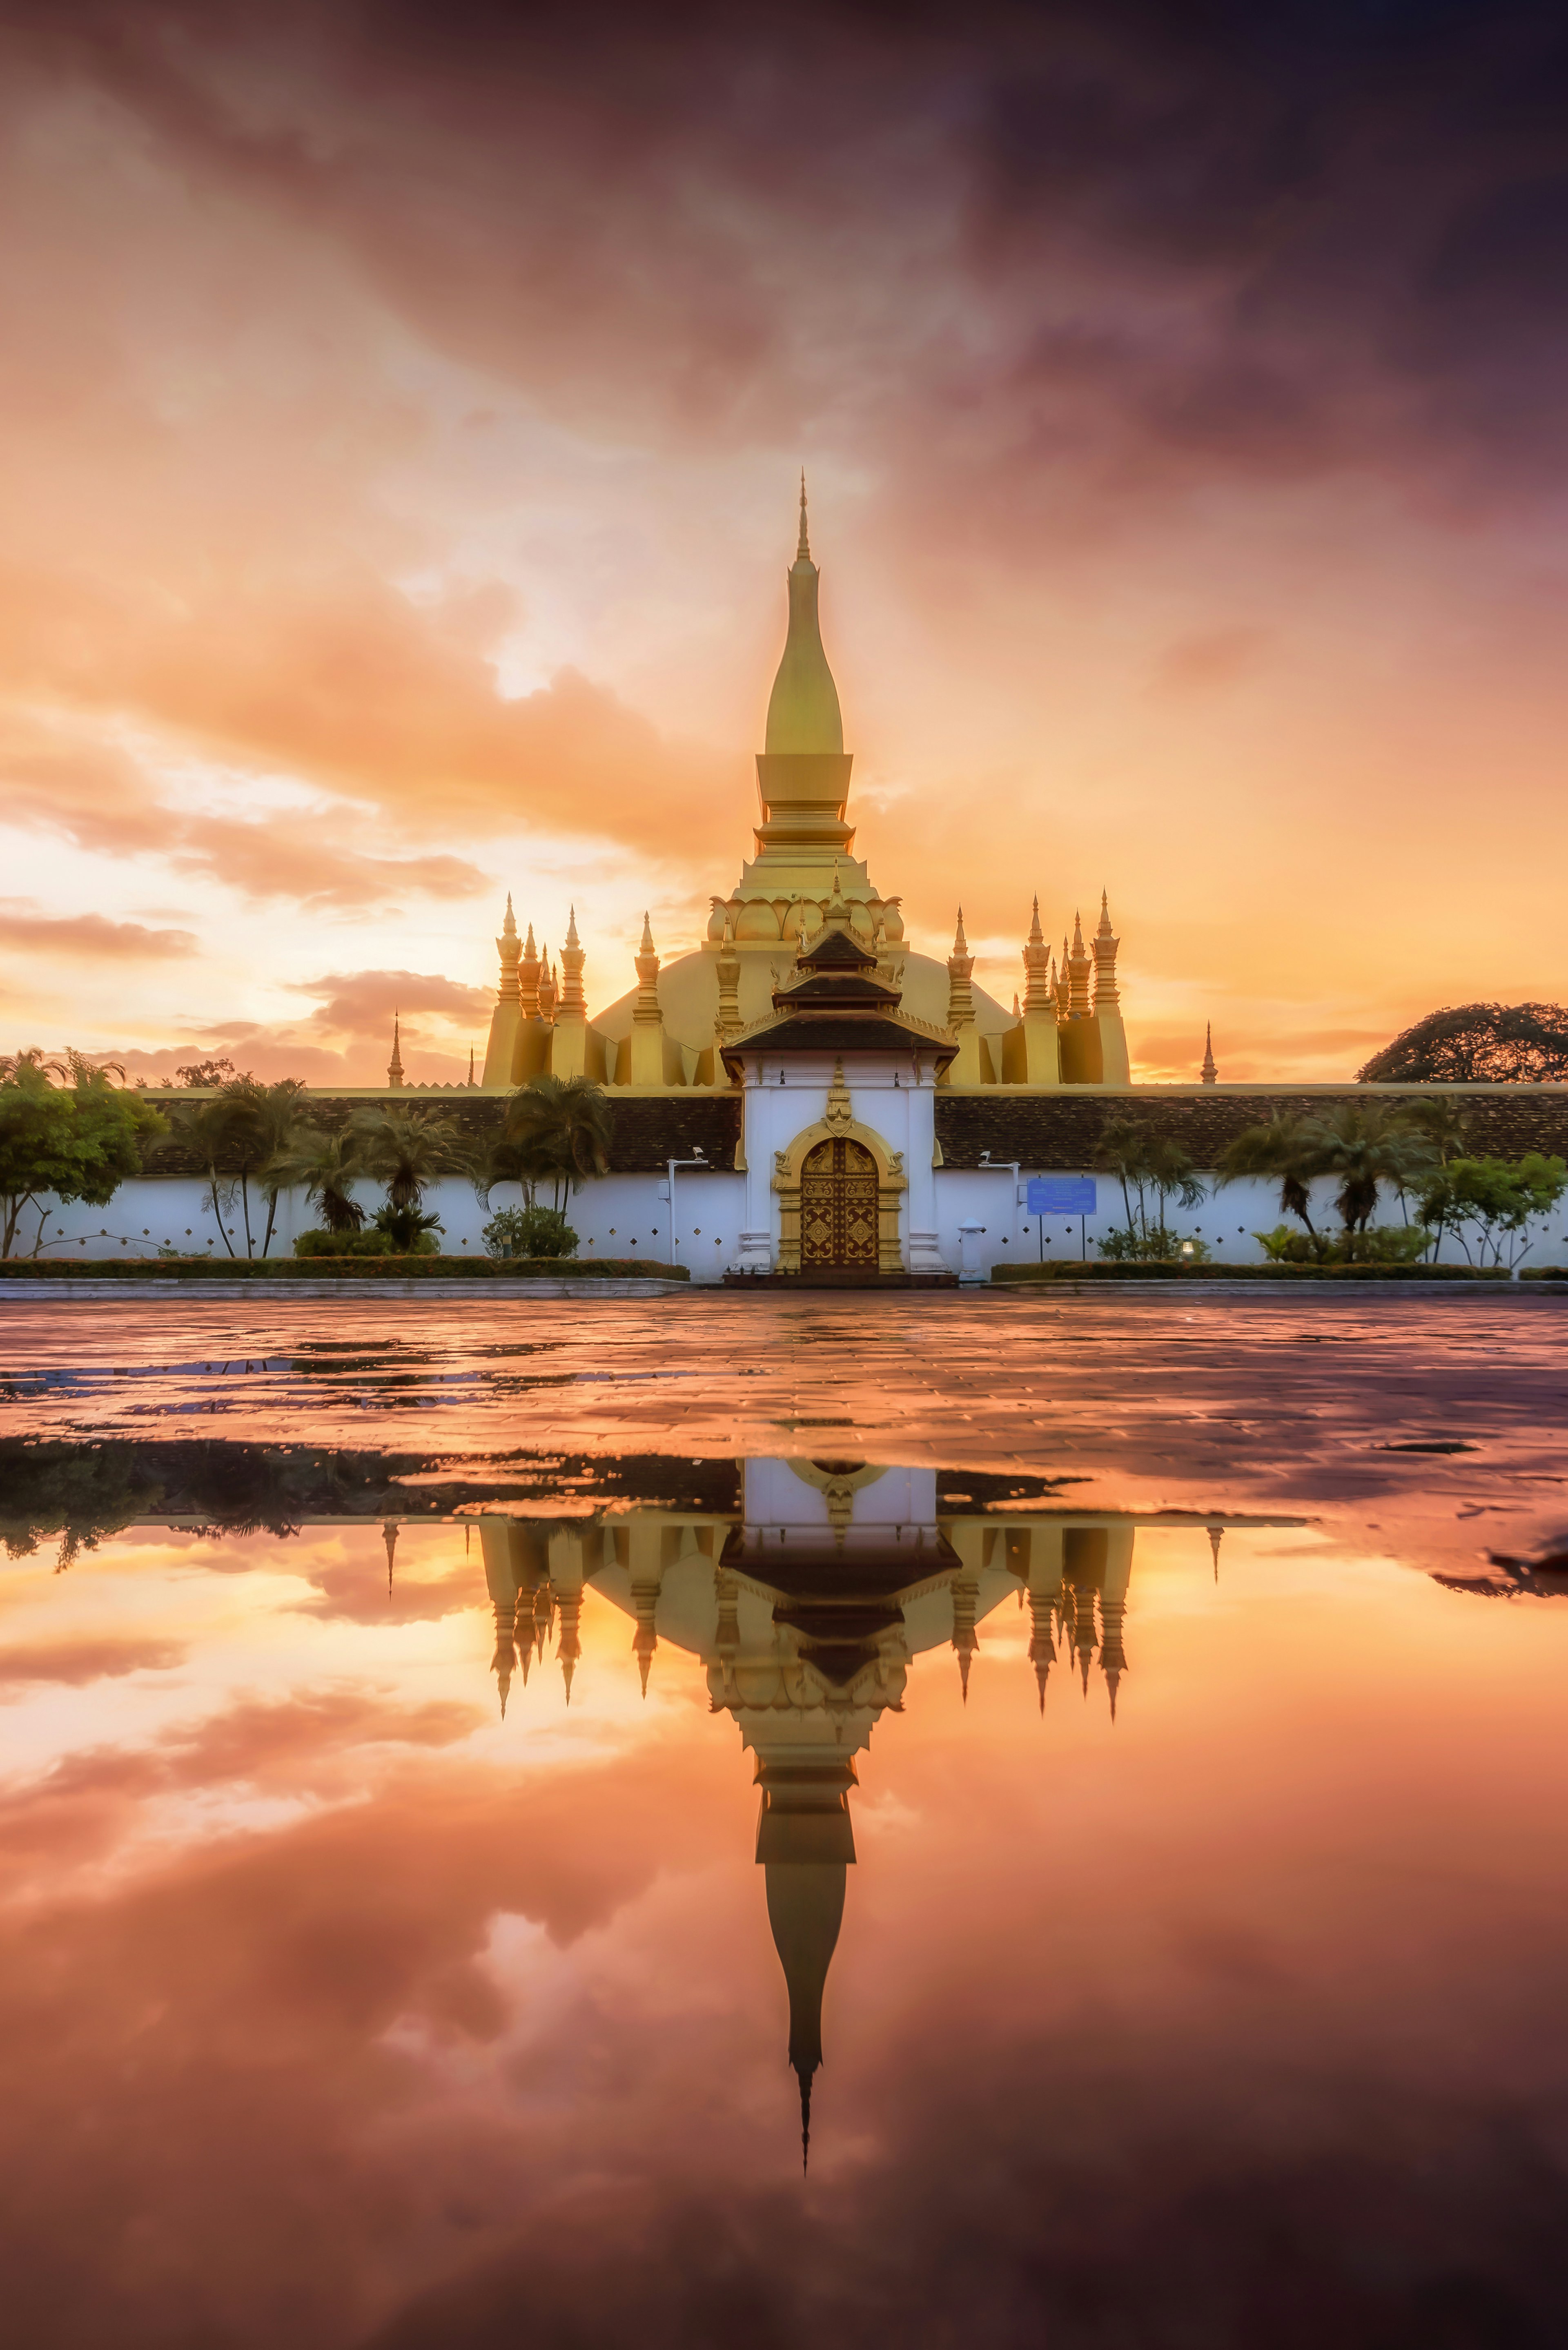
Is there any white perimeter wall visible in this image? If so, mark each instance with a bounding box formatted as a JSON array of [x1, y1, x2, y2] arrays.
[[17, 1168, 1568, 1278]]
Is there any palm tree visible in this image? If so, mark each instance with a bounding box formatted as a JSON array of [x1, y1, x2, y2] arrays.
[[1093, 1117, 1153, 1239], [1092, 1119, 1203, 1249], [1215, 1113, 1329, 1244], [1313, 1104, 1435, 1243], [352, 1106, 475, 1249], [171, 1076, 307, 1257], [500, 1076, 612, 1210], [1397, 1095, 1469, 1167], [262, 1125, 366, 1235]]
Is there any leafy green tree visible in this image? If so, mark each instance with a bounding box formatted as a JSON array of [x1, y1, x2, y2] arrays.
[[494, 1076, 613, 1211], [1314, 1103, 1435, 1243], [1415, 1154, 1568, 1270], [0, 1052, 167, 1259], [1359, 1003, 1568, 1083], [1215, 1112, 1330, 1246], [352, 1106, 474, 1251]]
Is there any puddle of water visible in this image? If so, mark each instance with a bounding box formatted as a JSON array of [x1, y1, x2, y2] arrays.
[[0, 1301, 1566, 2345]]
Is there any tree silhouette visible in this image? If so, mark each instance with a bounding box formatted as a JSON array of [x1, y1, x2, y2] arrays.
[[1359, 1004, 1568, 1084]]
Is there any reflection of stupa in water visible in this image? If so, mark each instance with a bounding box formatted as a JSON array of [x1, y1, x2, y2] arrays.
[[472, 1460, 1163, 2164]]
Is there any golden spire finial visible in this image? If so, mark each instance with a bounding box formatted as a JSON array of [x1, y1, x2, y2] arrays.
[[524, 922, 536, 958], [1027, 896, 1044, 947], [502, 893, 517, 939], [1071, 909, 1085, 955], [953, 907, 967, 956], [566, 903, 580, 949], [1096, 889, 1113, 939], [797, 470, 810, 562], [640, 910, 655, 954], [387, 1014, 405, 1088]]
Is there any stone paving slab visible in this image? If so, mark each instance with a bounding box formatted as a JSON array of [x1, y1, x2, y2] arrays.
[[0, 1291, 1563, 1589]]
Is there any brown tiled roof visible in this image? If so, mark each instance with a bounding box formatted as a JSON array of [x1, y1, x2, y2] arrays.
[[724, 1014, 958, 1068], [934, 1087, 1568, 1170], [142, 1090, 742, 1177]]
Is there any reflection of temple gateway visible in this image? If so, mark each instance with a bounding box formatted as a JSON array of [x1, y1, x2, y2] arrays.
[[475, 1463, 1184, 2161]]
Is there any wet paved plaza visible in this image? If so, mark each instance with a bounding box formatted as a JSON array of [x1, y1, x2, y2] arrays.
[[0, 1291, 1566, 2347]]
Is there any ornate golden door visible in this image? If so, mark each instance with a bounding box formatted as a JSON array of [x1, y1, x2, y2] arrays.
[[800, 1137, 880, 1268]]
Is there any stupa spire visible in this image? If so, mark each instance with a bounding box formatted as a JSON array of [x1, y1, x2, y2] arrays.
[[1200, 1023, 1218, 1084], [765, 481, 843, 754], [387, 1015, 405, 1088]]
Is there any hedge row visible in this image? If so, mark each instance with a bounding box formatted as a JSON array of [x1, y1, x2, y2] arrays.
[[0, 1255, 691, 1282], [991, 1260, 1512, 1284]]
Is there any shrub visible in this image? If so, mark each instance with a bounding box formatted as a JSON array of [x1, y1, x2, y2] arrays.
[[1254, 1223, 1428, 1266], [294, 1229, 394, 1258], [1098, 1224, 1209, 1264], [372, 1205, 444, 1253], [482, 1204, 579, 1260]]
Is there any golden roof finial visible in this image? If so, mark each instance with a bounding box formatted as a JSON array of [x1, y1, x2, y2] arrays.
[[797, 469, 810, 562], [1027, 895, 1044, 947], [565, 903, 580, 948], [639, 910, 655, 954], [953, 907, 968, 956], [502, 893, 517, 939]]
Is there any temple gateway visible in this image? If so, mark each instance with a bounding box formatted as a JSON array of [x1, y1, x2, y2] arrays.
[[479, 488, 1134, 1280]]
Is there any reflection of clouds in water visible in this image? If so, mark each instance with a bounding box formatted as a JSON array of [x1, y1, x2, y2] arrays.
[[0, 1452, 1567, 2341]]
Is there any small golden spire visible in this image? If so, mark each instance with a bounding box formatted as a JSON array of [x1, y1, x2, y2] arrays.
[[565, 903, 580, 948], [953, 907, 967, 956], [466, 1044, 475, 1088], [387, 1014, 405, 1088], [502, 893, 517, 939], [1027, 895, 1044, 947], [640, 911, 655, 954], [797, 469, 810, 562]]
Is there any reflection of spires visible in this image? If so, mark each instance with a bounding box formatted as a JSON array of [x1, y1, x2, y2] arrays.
[[1027, 1585, 1056, 1714], [1100, 1590, 1128, 1723], [633, 1586, 659, 1695], [757, 1754, 854, 2175], [950, 1573, 979, 1702], [382, 1518, 399, 1596], [491, 1592, 519, 1719], [557, 1585, 580, 1703], [1208, 1523, 1224, 1581]]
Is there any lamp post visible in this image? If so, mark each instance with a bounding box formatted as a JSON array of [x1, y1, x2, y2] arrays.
[[659, 1149, 707, 1270]]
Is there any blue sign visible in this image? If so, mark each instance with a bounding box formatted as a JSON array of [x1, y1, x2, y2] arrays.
[[1027, 1177, 1097, 1215]]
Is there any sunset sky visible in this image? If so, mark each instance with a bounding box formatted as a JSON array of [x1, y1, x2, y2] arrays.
[[2, 0, 1565, 1085]]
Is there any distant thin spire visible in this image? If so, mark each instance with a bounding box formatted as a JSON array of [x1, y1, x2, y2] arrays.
[[387, 1014, 405, 1089], [797, 470, 811, 562], [1201, 1023, 1218, 1085]]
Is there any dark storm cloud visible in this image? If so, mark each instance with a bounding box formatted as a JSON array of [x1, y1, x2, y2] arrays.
[[9, 0, 1568, 498]]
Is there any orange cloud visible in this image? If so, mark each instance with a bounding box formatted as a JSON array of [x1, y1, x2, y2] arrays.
[[0, 906, 196, 958]]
